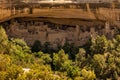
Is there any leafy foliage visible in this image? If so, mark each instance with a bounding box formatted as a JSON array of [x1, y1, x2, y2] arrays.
[[0, 26, 8, 54], [90, 35, 109, 54], [31, 40, 42, 52], [0, 26, 120, 80]]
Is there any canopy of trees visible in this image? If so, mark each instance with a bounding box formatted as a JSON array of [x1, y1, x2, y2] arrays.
[[0, 26, 120, 80]]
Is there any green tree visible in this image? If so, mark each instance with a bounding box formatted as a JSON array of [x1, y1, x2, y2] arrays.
[[81, 69, 96, 80], [53, 49, 80, 79], [0, 26, 8, 54], [5, 65, 24, 80], [63, 42, 79, 60], [9, 38, 32, 66], [0, 71, 7, 80], [42, 42, 50, 53], [113, 35, 120, 52], [66, 66, 80, 79], [90, 35, 109, 54], [26, 64, 57, 80], [104, 53, 119, 80], [34, 51, 52, 64], [53, 49, 70, 71], [0, 54, 11, 71], [10, 38, 30, 53], [32, 40, 42, 52], [75, 48, 86, 68], [92, 54, 106, 78]]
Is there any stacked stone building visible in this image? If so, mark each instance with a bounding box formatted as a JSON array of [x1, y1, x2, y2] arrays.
[[5, 20, 115, 48]]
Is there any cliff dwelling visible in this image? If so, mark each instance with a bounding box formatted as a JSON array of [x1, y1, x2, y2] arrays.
[[1, 17, 117, 48], [1, 1, 120, 48]]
